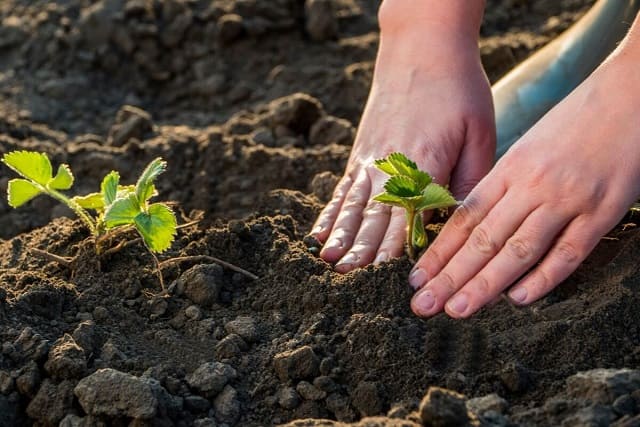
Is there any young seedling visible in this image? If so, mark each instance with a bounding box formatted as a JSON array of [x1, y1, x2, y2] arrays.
[[2, 151, 177, 255], [373, 152, 457, 260]]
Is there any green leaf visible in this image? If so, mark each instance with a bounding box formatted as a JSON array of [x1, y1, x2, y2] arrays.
[[373, 192, 408, 208], [7, 179, 42, 207], [374, 152, 432, 189], [2, 151, 53, 185], [103, 193, 140, 228], [101, 171, 120, 205], [134, 203, 177, 253], [415, 183, 457, 212], [135, 158, 166, 203], [49, 164, 74, 190], [384, 175, 422, 197], [73, 193, 105, 211]]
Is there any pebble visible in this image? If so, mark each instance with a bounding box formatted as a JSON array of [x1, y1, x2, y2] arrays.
[[186, 362, 237, 398], [273, 346, 320, 382]]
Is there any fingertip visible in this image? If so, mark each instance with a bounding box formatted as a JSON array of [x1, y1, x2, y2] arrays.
[[410, 288, 437, 318], [508, 286, 528, 305], [320, 239, 347, 263]]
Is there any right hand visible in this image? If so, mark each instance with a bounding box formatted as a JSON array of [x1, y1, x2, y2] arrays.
[[310, 14, 496, 272]]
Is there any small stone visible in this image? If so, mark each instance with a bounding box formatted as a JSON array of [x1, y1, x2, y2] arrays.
[[100, 340, 127, 362], [72, 321, 96, 355], [214, 385, 240, 424], [185, 395, 211, 413], [467, 393, 509, 415], [296, 381, 326, 401], [561, 405, 616, 427], [225, 316, 259, 343], [419, 387, 475, 427], [26, 379, 75, 425], [278, 387, 300, 409], [185, 305, 202, 320], [16, 361, 41, 398], [186, 362, 237, 398], [215, 334, 248, 359], [217, 14, 244, 44], [107, 105, 153, 147], [313, 376, 337, 393], [304, 0, 338, 41], [74, 368, 159, 419], [44, 334, 87, 380], [273, 346, 320, 382], [613, 394, 636, 416], [176, 264, 223, 307], [567, 369, 640, 405], [499, 362, 532, 393], [351, 381, 385, 417], [147, 298, 168, 318], [325, 393, 356, 422]]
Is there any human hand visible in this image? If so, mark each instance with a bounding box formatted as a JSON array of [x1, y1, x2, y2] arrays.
[[310, 2, 495, 272], [410, 49, 640, 318]]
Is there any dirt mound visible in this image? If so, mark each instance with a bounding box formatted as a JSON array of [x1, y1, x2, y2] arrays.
[[6, 0, 640, 426]]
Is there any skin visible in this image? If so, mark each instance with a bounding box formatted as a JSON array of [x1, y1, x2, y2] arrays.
[[311, 0, 495, 272], [313, 1, 640, 319], [411, 22, 640, 318]]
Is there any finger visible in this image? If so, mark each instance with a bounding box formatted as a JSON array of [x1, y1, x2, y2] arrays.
[[408, 178, 507, 289], [310, 175, 354, 243], [374, 207, 407, 264], [335, 200, 391, 272], [442, 206, 572, 318], [411, 205, 569, 318], [448, 121, 495, 199], [507, 214, 607, 305], [320, 169, 372, 263], [411, 191, 534, 293]]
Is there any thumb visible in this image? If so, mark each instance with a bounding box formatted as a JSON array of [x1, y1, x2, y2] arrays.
[[448, 124, 496, 200]]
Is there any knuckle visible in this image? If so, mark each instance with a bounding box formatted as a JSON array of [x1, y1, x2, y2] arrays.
[[473, 275, 492, 296], [469, 225, 498, 255], [451, 198, 481, 232], [362, 201, 390, 220], [436, 271, 458, 294], [505, 236, 535, 262], [552, 241, 581, 264], [342, 194, 367, 212]]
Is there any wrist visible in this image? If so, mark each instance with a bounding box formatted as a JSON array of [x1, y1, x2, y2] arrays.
[[378, 0, 485, 45]]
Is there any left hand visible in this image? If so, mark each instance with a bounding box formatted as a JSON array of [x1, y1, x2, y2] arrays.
[[409, 49, 640, 318]]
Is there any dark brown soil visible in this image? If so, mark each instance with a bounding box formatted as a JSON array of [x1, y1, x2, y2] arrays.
[[7, 1, 640, 427]]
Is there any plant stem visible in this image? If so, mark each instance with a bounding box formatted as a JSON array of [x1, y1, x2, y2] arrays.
[[46, 187, 97, 235], [406, 209, 416, 260]]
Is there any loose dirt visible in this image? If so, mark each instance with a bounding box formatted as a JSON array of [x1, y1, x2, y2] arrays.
[[6, 1, 640, 426]]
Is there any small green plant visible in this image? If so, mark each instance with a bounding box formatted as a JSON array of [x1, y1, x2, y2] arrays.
[[373, 152, 457, 259], [2, 151, 177, 254]]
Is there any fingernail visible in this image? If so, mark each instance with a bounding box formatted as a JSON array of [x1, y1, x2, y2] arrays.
[[446, 294, 468, 314], [509, 287, 528, 304], [373, 252, 388, 265], [409, 268, 428, 290], [337, 252, 358, 266], [325, 237, 343, 249], [414, 290, 435, 313], [311, 225, 324, 235]]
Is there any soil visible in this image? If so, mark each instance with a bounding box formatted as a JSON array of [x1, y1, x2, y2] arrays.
[[5, 1, 640, 426]]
